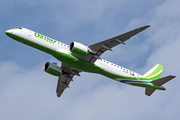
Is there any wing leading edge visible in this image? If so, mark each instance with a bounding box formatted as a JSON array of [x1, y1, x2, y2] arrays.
[[88, 25, 150, 63]]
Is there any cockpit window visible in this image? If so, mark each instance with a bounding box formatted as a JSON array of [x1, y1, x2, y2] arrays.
[[18, 27, 22, 29]]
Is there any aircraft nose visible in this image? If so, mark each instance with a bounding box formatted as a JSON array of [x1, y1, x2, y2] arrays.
[[5, 29, 12, 36]]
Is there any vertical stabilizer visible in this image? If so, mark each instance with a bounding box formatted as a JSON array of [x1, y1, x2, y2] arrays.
[[143, 64, 163, 80]]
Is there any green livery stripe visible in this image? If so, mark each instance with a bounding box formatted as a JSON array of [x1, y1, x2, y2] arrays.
[[149, 72, 162, 80], [146, 64, 163, 78], [6, 32, 56, 55]]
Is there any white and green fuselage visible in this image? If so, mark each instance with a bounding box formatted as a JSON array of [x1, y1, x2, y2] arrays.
[[5, 27, 175, 96]]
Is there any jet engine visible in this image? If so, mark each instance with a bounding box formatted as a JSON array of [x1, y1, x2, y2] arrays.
[[44, 62, 62, 76], [70, 42, 89, 56]]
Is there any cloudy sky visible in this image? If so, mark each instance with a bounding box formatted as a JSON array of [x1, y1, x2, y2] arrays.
[[1, 0, 180, 119]]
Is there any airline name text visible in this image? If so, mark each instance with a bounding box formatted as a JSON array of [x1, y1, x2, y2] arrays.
[[34, 32, 56, 44]]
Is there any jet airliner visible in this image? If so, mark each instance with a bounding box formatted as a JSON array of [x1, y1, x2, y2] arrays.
[[5, 26, 175, 97]]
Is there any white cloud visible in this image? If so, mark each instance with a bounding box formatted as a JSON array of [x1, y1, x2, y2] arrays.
[[138, 0, 180, 72]]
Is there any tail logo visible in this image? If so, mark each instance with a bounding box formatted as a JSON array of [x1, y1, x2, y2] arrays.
[[130, 72, 135, 76]]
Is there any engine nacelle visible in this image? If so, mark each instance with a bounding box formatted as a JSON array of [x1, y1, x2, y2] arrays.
[[44, 62, 62, 76], [70, 42, 89, 56]]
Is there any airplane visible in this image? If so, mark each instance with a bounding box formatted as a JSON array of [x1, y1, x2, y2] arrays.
[[5, 25, 176, 97]]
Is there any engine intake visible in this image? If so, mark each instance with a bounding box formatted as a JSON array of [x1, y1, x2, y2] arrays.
[[70, 42, 89, 56], [44, 62, 62, 76]]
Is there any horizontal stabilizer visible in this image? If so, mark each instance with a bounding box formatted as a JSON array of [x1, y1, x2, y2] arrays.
[[145, 88, 156, 96], [145, 75, 176, 96], [151, 75, 176, 86]]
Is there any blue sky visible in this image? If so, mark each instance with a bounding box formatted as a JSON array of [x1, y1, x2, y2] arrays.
[[1, 0, 180, 120]]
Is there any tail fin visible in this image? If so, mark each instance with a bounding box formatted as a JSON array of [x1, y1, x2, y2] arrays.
[[145, 75, 176, 96], [143, 64, 163, 80]]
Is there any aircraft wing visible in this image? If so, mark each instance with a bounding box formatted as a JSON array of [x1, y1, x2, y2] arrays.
[[88, 25, 150, 63], [56, 63, 81, 97], [56, 74, 71, 97]]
